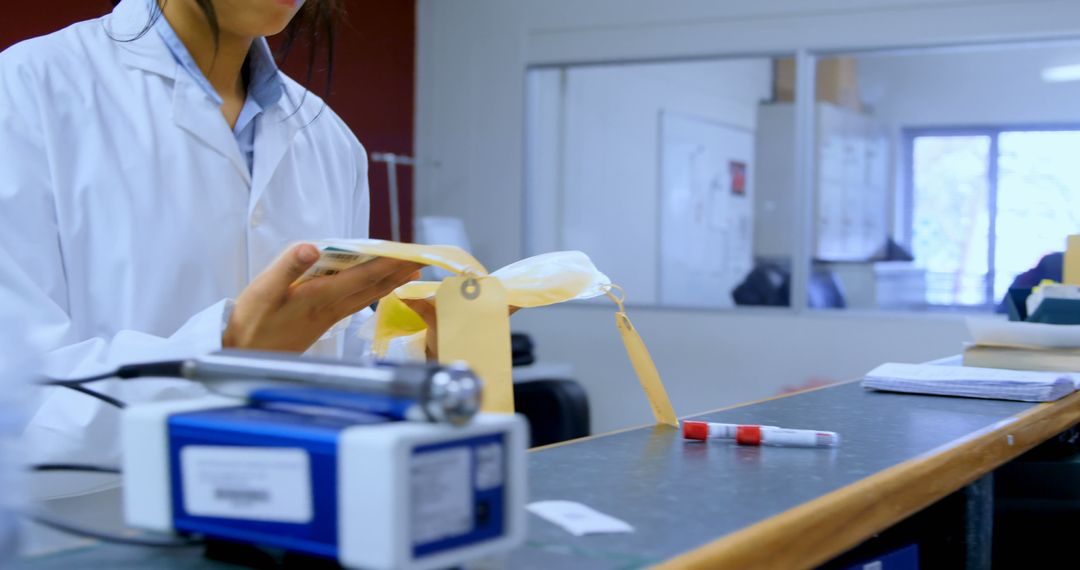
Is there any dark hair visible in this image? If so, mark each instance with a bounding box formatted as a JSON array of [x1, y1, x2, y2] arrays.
[[111, 0, 341, 96]]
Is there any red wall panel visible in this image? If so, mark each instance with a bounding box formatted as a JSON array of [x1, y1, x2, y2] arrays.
[[2, 0, 414, 241]]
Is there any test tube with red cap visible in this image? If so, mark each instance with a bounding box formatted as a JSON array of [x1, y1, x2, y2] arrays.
[[682, 420, 839, 448], [682, 421, 778, 440]]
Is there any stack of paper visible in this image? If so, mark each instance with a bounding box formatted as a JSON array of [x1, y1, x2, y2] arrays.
[[967, 317, 1080, 349], [963, 318, 1080, 374], [862, 362, 1079, 402]]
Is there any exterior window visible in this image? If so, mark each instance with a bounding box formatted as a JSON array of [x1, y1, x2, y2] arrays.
[[908, 128, 1080, 308]]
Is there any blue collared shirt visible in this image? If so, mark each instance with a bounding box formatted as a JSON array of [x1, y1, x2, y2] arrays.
[[153, 8, 284, 173]]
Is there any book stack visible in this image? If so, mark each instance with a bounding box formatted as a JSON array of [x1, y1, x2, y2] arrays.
[[963, 318, 1080, 374], [858, 318, 1080, 403]]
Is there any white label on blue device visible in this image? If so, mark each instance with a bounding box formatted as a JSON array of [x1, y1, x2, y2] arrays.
[[180, 446, 313, 523], [474, 442, 503, 491], [411, 447, 472, 544]]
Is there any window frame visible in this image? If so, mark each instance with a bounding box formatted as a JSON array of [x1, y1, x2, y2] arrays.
[[903, 124, 1080, 309]]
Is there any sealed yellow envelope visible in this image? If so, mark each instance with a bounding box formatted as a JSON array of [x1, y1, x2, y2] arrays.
[[296, 239, 486, 283], [303, 240, 677, 425]]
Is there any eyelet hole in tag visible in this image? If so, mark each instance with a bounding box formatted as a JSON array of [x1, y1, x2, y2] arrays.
[[436, 276, 513, 413], [461, 278, 481, 300]]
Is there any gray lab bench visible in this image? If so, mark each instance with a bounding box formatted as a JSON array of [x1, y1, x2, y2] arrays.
[[15, 381, 1080, 569]]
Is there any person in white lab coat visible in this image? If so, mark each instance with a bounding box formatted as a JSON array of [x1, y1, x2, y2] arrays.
[[0, 0, 422, 500]]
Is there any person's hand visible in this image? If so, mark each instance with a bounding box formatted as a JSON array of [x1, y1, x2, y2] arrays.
[[402, 298, 519, 360], [223, 244, 422, 352]]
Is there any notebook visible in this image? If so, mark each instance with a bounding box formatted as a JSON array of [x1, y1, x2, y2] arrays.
[[861, 362, 1080, 403], [962, 343, 1080, 374]]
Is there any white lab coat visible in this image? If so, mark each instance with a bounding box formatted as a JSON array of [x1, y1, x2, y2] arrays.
[[0, 0, 370, 499]]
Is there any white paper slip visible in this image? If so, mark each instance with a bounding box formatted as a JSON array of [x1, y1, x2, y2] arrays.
[[527, 500, 634, 537], [967, 317, 1080, 350], [861, 362, 1079, 403]]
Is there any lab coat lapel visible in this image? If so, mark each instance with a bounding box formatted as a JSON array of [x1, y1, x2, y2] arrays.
[[110, 0, 177, 80], [110, 1, 250, 184], [172, 74, 252, 186], [250, 102, 300, 210]]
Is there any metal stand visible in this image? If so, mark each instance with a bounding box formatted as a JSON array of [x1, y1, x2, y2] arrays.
[[369, 152, 416, 243], [964, 473, 994, 570]]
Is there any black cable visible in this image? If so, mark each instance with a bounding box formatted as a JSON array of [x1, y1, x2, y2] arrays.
[[37, 371, 116, 386], [37, 360, 189, 408], [38, 359, 187, 387], [62, 384, 127, 409], [21, 510, 203, 548], [30, 463, 122, 474], [115, 360, 186, 379]]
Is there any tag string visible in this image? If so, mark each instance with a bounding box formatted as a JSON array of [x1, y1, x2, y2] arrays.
[[459, 266, 486, 279], [603, 282, 679, 427], [603, 284, 627, 314]]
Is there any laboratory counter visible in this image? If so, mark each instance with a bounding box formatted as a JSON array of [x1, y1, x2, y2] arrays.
[[15, 380, 1080, 569]]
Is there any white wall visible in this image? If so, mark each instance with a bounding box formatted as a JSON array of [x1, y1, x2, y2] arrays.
[[416, 0, 1080, 434], [857, 44, 1080, 243], [513, 306, 967, 431], [858, 44, 1080, 130]]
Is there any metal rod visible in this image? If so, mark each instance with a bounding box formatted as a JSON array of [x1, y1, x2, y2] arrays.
[[387, 156, 401, 242], [986, 133, 1000, 308], [792, 50, 818, 313], [370, 152, 418, 243], [963, 473, 994, 570], [186, 350, 482, 425]]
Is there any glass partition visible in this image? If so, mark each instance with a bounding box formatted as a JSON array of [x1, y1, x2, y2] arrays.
[[525, 41, 1080, 313], [524, 57, 800, 309], [803, 44, 1080, 312]]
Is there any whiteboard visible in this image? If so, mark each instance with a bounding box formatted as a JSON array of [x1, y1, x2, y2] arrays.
[[658, 112, 755, 308]]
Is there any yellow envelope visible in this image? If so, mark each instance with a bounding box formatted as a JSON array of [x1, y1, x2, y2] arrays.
[[308, 240, 677, 425]]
